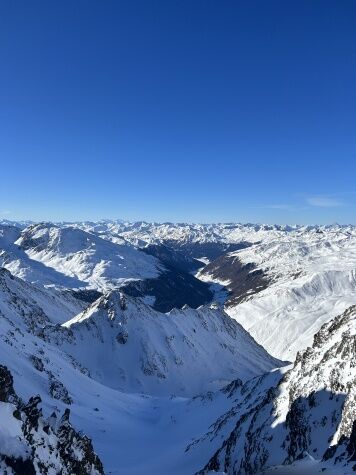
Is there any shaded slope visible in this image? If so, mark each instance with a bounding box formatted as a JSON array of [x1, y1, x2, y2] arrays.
[[196, 305, 356, 474], [54, 291, 282, 396]]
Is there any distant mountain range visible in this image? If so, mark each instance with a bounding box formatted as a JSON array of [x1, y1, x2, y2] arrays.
[[0, 220, 355, 474]]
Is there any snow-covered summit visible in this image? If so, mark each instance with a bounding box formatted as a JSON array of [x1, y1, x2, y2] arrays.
[[69, 220, 356, 247], [2, 222, 162, 290], [3, 219, 356, 361], [55, 290, 282, 396], [0, 268, 284, 472]]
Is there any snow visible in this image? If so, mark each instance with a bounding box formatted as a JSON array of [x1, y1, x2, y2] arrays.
[[1, 220, 356, 474], [1, 223, 162, 291], [225, 230, 356, 359], [0, 403, 27, 459], [3, 220, 356, 361], [0, 267, 281, 473], [263, 456, 353, 474], [59, 291, 281, 396], [67, 221, 356, 360]]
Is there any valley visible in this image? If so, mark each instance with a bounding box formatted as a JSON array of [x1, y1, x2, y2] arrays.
[[0, 220, 356, 474]]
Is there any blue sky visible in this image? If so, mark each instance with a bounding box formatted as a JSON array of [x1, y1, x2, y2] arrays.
[[0, 0, 355, 224]]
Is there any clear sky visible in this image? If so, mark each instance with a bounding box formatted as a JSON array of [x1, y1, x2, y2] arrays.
[[0, 0, 355, 224]]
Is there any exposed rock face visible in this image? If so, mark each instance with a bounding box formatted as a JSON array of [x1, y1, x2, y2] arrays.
[[196, 305, 356, 474], [347, 421, 356, 462], [323, 419, 356, 469], [0, 266, 284, 472], [0, 267, 51, 332], [2, 219, 356, 474], [0, 364, 18, 403], [0, 365, 104, 475], [48, 373, 73, 405]]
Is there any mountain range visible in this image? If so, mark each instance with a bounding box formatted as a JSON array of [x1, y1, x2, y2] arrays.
[[0, 220, 355, 474]]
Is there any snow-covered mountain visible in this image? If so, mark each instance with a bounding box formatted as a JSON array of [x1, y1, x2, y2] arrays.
[[1, 219, 356, 474], [69, 220, 356, 361], [14, 222, 161, 289], [69, 220, 355, 249], [0, 222, 160, 289], [0, 266, 280, 397], [3, 219, 356, 359], [53, 291, 281, 396], [74, 220, 356, 361], [0, 266, 282, 472], [0, 365, 104, 474], [0, 266, 85, 326], [201, 227, 356, 360], [195, 304, 356, 474], [0, 222, 214, 312]]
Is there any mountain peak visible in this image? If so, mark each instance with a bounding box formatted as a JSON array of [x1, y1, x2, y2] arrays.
[[59, 291, 282, 396]]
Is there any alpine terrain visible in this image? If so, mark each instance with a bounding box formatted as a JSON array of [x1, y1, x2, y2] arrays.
[[1, 220, 356, 474]]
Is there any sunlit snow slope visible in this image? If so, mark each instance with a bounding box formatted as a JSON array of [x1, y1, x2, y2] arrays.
[[56, 291, 281, 396], [223, 228, 356, 359], [74, 221, 356, 360], [1, 222, 161, 290]]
